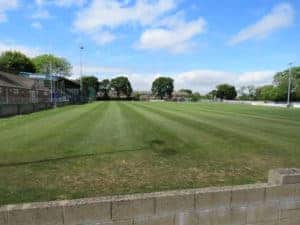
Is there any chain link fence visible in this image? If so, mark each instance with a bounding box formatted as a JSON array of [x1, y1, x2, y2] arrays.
[[0, 86, 50, 105]]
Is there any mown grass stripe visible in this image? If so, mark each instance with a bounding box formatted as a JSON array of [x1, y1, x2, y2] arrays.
[[137, 102, 299, 150]]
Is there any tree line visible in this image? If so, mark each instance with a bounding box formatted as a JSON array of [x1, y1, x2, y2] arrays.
[[0, 51, 72, 76], [0, 50, 299, 102]]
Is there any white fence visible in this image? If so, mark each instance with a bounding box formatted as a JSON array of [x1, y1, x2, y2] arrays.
[[223, 100, 300, 108]]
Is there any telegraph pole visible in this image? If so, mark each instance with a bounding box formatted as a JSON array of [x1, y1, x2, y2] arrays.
[[287, 62, 293, 107]]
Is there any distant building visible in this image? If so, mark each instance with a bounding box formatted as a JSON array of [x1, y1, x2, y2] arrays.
[[171, 91, 191, 102], [134, 91, 153, 101], [20, 72, 81, 103], [0, 71, 50, 104], [0, 71, 81, 105]]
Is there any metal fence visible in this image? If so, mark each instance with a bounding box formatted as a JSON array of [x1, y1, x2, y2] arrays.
[[0, 86, 50, 105]]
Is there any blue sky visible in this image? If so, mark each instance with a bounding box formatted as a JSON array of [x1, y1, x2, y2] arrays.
[[0, 0, 299, 93]]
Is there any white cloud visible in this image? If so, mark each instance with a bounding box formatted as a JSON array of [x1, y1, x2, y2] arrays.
[[92, 69, 275, 93], [71, 65, 129, 78], [74, 0, 176, 32], [126, 73, 159, 91], [53, 0, 87, 7], [174, 70, 275, 93], [137, 17, 206, 53], [32, 8, 51, 19], [91, 31, 116, 45], [0, 0, 18, 22], [237, 71, 274, 86], [229, 3, 294, 45], [35, 0, 86, 7], [0, 41, 41, 57], [174, 70, 235, 93], [32, 0, 86, 20], [74, 0, 206, 51], [31, 21, 43, 29]]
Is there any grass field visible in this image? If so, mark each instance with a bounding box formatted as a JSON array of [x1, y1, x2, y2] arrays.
[[0, 101, 300, 205]]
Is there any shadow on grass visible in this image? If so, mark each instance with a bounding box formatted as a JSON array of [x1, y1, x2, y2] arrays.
[[149, 139, 179, 157], [1, 139, 180, 168], [0, 147, 147, 168]]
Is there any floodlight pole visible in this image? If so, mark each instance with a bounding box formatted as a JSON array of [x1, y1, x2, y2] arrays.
[[50, 62, 53, 104], [80, 45, 84, 93], [287, 62, 293, 107]]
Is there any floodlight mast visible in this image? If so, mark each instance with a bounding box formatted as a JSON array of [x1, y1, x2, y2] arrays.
[[49, 62, 53, 104], [287, 62, 293, 107], [80, 45, 84, 94]]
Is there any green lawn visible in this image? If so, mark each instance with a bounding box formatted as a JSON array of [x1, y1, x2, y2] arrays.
[[0, 101, 300, 205]]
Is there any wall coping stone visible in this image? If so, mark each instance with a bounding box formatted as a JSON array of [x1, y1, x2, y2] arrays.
[[0, 168, 299, 225], [0, 183, 272, 211], [269, 168, 300, 185]]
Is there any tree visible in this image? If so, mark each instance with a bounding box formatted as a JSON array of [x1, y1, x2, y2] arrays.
[[0, 51, 36, 74], [151, 77, 174, 99], [32, 54, 72, 76], [82, 76, 99, 100], [191, 92, 201, 102], [98, 79, 110, 99], [110, 76, 133, 98], [256, 85, 277, 101], [206, 90, 217, 100], [238, 85, 256, 100], [273, 66, 300, 101], [216, 84, 237, 100], [178, 89, 193, 96]]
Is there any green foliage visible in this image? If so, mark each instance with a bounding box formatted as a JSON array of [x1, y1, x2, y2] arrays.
[[273, 66, 300, 101], [82, 76, 99, 100], [98, 79, 110, 99], [110, 76, 133, 98], [206, 90, 217, 100], [274, 66, 300, 85], [190, 92, 201, 102], [255, 66, 300, 101], [216, 84, 237, 100], [178, 89, 193, 95], [151, 77, 174, 99], [0, 51, 36, 74], [32, 54, 72, 76], [131, 92, 141, 101], [256, 85, 277, 101], [238, 85, 256, 100]]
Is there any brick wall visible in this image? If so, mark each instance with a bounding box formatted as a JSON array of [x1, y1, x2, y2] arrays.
[[0, 168, 299, 225]]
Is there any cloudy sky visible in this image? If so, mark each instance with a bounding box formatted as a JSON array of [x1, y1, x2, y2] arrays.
[[0, 0, 299, 93]]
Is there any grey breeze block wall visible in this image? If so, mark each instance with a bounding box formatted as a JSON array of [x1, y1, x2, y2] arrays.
[[0, 102, 72, 117], [0, 168, 300, 225], [0, 103, 52, 117]]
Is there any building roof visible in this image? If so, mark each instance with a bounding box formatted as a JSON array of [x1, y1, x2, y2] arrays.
[[20, 72, 60, 81], [0, 71, 24, 88], [20, 72, 80, 89], [0, 71, 48, 91], [57, 77, 80, 88], [0, 79, 20, 88]]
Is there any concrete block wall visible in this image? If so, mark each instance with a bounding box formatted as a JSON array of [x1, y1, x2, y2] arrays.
[[0, 102, 59, 117], [0, 168, 299, 225]]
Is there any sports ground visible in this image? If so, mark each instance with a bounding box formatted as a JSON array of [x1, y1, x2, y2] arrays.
[[0, 101, 299, 205]]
